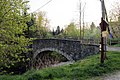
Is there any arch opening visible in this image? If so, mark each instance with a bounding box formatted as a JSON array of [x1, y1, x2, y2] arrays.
[[33, 48, 71, 69], [33, 48, 73, 61]]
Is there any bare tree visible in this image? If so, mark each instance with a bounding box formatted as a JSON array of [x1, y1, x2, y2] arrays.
[[109, 1, 120, 38], [109, 2, 120, 21]]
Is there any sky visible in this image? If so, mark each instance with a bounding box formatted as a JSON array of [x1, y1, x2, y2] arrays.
[[28, 0, 118, 30]]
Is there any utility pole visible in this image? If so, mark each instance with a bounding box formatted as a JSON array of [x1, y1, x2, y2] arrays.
[[79, 0, 82, 40], [82, 3, 86, 39], [100, 0, 109, 63], [100, 18, 105, 63], [82, 10, 84, 39], [100, 0, 105, 64]]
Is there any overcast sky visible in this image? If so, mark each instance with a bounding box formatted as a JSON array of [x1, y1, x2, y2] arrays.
[[28, 0, 118, 29]]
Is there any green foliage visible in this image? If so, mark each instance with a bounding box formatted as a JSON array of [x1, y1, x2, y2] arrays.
[[109, 21, 120, 38], [0, 0, 31, 74], [27, 11, 52, 39], [84, 22, 100, 39], [113, 44, 120, 47], [0, 75, 25, 80], [61, 22, 100, 39], [34, 11, 51, 38], [26, 51, 120, 80], [109, 2, 120, 38], [63, 22, 80, 39], [108, 38, 120, 46], [109, 1, 120, 21], [49, 51, 67, 62], [90, 22, 96, 32], [1, 51, 120, 80]]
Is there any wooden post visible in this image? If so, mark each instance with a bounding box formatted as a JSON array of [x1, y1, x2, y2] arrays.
[[100, 18, 105, 64]]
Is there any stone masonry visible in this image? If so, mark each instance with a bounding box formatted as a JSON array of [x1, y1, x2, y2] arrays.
[[32, 39, 99, 61]]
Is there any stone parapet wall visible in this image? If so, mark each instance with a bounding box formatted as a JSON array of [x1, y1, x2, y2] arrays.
[[32, 39, 99, 61]]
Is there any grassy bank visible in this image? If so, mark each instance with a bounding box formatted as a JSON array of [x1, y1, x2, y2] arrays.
[[0, 51, 120, 80], [113, 44, 120, 47]]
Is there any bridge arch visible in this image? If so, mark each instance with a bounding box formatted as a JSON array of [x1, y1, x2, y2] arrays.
[[32, 39, 99, 61], [33, 48, 74, 61]]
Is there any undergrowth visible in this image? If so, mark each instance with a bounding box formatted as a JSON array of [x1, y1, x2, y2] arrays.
[[0, 51, 120, 80]]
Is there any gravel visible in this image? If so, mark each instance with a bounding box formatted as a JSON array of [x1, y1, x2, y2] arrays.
[[102, 71, 120, 80]]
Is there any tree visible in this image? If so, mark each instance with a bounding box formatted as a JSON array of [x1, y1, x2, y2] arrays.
[[35, 11, 51, 38], [109, 1, 120, 38], [90, 22, 96, 32], [109, 19, 120, 38], [0, 0, 31, 74], [52, 26, 63, 36], [63, 22, 79, 39], [56, 26, 61, 35], [109, 2, 120, 21], [84, 23, 100, 39]]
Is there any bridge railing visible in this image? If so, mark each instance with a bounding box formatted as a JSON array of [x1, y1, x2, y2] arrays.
[[46, 37, 100, 45], [79, 39, 100, 44], [109, 38, 120, 45]]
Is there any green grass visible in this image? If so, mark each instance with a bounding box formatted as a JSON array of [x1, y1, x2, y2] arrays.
[[113, 44, 120, 47], [0, 51, 120, 80]]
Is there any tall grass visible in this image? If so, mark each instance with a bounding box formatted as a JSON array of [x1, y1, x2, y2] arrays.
[[0, 51, 120, 80]]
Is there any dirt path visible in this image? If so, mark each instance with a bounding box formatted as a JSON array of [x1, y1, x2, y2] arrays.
[[51, 61, 74, 67], [101, 71, 120, 80], [107, 46, 120, 52]]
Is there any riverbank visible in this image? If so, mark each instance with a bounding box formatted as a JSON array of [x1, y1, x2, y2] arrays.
[[0, 51, 120, 80]]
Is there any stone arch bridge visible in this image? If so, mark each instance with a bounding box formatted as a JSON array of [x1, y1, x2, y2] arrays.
[[32, 39, 99, 61]]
